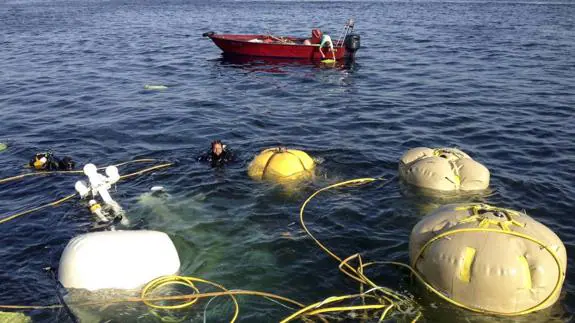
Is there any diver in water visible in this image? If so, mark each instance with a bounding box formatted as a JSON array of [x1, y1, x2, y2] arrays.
[[30, 152, 75, 171], [198, 140, 234, 167]]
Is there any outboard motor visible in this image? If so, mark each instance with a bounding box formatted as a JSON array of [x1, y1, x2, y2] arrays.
[[344, 34, 361, 57]]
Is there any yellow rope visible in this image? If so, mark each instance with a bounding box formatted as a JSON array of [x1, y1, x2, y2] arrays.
[[296, 177, 422, 322], [0, 176, 413, 323], [0, 163, 173, 225], [299, 177, 379, 264], [0, 278, 312, 322], [0, 194, 77, 225], [119, 163, 172, 180], [0, 304, 62, 310], [280, 293, 384, 323], [141, 275, 239, 322], [0, 159, 162, 184], [1, 176, 561, 320], [141, 276, 201, 310], [298, 177, 566, 318], [0, 176, 412, 322]]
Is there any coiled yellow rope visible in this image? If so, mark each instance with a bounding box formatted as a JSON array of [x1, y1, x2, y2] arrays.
[[0, 178, 413, 323], [0, 279, 313, 322], [141, 275, 238, 322], [0, 176, 563, 321], [298, 177, 566, 318], [294, 177, 422, 322]]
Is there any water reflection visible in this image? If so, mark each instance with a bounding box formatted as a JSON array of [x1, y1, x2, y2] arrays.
[[415, 284, 570, 323], [399, 180, 495, 216], [215, 54, 359, 74]]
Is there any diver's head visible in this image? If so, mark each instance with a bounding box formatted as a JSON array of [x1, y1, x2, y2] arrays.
[[61, 156, 75, 171], [211, 140, 224, 157]]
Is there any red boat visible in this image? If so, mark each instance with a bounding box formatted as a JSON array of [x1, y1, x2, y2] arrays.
[[203, 20, 360, 60]]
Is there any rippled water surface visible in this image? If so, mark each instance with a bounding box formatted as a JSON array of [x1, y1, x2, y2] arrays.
[[1, 0, 574, 322]]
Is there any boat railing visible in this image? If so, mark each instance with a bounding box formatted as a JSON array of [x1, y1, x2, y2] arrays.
[[335, 18, 355, 47]]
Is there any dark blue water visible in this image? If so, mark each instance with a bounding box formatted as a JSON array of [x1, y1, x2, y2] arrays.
[[1, 0, 574, 322]]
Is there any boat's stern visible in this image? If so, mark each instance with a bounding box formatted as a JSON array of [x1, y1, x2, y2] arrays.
[[344, 33, 360, 58]]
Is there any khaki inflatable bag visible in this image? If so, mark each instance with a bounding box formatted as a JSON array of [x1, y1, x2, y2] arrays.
[[409, 204, 567, 314], [399, 147, 490, 191]]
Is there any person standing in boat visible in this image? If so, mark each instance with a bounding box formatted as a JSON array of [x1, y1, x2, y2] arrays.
[[319, 34, 336, 61]]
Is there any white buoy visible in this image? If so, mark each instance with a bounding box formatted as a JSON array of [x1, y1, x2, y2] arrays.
[[59, 230, 180, 291]]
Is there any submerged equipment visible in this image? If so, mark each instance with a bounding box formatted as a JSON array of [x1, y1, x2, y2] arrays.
[[399, 147, 490, 191], [247, 147, 315, 184], [74, 163, 126, 224], [58, 230, 181, 291], [88, 200, 109, 223], [409, 203, 567, 314]]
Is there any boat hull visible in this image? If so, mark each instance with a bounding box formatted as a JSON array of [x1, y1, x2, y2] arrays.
[[207, 34, 347, 60]]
